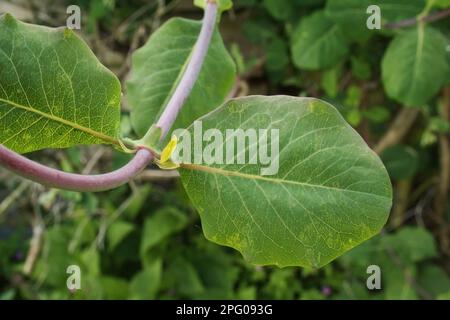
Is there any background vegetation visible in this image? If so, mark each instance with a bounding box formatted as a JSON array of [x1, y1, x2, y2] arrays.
[[0, 0, 449, 299]]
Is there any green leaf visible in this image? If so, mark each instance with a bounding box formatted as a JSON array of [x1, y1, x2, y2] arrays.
[[107, 221, 135, 252], [0, 14, 121, 154], [194, 0, 233, 13], [127, 18, 236, 137], [291, 11, 349, 70], [418, 265, 450, 298], [380, 145, 419, 180], [243, 18, 278, 46], [80, 245, 100, 276], [163, 256, 205, 297], [362, 106, 390, 123], [265, 37, 289, 73], [298, 0, 325, 6], [445, 51, 450, 85], [380, 227, 438, 262], [429, 117, 450, 133], [33, 225, 77, 287], [437, 291, 450, 300], [0, 289, 15, 300], [321, 65, 341, 98], [179, 96, 392, 268], [351, 56, 372, 80], [100, 277, 129, 299], [188, 243, 239, 299], [325, 0, 426, 35], [262, 0, 294, 21], [382, 26, 448, 107], [431, 0, 450, 8], [123, 185, 152, 220], [129, 259, 162, 299], [338, 227, 437, 299], [140, 207, 188, 256]]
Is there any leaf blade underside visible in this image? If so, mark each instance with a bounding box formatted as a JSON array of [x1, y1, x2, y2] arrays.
[[179, 96, 393, 268], [127, 17, 236, 138]]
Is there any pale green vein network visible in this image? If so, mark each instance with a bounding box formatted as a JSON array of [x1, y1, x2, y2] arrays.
[[179, 96, 393, 268], [0, 14, 121, 153], [182, 162, 390, 199], [0, 97, 118, 145]]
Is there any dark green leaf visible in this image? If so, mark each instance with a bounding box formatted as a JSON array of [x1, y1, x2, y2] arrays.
[[140, 207, 188, 256], [380, 145, 419, 180], [107, 221, 135, 252], [291, 11, 349, 70], [129, 259, 162, 299]]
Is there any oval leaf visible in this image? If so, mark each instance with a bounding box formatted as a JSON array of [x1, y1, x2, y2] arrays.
[[179, 96, 392, 268], [127, 18, 236, 137], [291, 11, 349, 70], [382, 26, 449, 107], [0, 14, 121, 153]]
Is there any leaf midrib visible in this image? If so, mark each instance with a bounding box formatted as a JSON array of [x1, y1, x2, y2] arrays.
[[0, 97, 119, 146], [181, 163, 390, 199], [412, 25, 425, 88], [297, 22, 341, 64]]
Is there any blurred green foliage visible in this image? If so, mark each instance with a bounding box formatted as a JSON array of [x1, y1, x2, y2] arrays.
[[1, 0, 450, 299]]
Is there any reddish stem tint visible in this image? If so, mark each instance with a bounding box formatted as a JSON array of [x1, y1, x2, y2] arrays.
[[0, 1, 218, 192]]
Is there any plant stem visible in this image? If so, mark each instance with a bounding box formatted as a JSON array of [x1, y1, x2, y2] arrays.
[[385, 8, 450, 29], [0, 1, 218, 192], [155, 0, 218, 139], [0, 145, 153, 192], [374, 107, 420, 154]]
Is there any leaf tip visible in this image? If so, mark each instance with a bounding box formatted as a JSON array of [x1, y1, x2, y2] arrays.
[[1, 13, 18, 26], [61, 27, 76, 39]]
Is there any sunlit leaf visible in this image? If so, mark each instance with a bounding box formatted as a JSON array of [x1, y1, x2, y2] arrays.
[[0, 14, 121, 153]]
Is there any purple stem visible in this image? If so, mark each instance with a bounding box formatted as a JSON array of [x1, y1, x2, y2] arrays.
[[0, 145, 152, 192], [0, 1, 218, 192], [385, 8, 450, 29], [156, 1, 218, 138]]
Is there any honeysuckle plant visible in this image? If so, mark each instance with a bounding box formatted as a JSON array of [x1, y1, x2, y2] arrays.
[[0, 0, 392, 268]]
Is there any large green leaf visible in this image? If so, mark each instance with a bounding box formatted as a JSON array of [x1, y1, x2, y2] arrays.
[[0, 14, 121, 154], [382, 26, 448, 107], [179, 96, 392, 268], [291, 11, 349, 70], [127, 18, 236, 137]]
